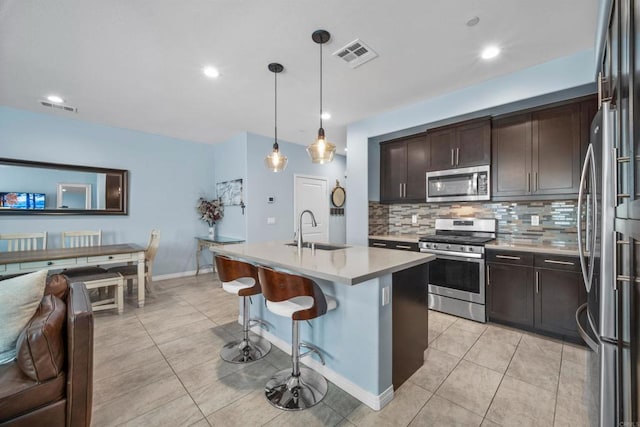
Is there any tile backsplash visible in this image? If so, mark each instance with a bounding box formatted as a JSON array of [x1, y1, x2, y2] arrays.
[[369, 200, 578, 245]]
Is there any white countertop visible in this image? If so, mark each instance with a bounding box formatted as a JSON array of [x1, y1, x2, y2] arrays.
[[485, 240, 579, 256], [209, 241, 435, 285], [368, 234, 423, 243]]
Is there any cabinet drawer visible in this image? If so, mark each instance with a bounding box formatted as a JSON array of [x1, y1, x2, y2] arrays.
[[86, 253, 136, 263], [391, 242, 418, 252], [369, 239, 391, 248], [486, 250, 533, 266], [534, 254, 580, 272], [21, 258, 77, 269], [369, 240, 419, 252]]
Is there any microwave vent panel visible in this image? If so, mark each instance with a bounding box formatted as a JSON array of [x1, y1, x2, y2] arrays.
[[39, 100, 78, 113], [332, 39, 378, 68]]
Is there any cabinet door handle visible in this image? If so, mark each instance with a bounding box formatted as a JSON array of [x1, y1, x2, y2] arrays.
[[528, 173, 531, 192], [403, 183, 406, 198], [399, 183, 403, 198], [495, 254, 520, 260], [487, 265, 490, 286], [451, 149, 455, 166], [396, 244, 412, 249], [456, 147, 460, 166], [544, 259, 575, 266], [535, 172, 539, 192], [535, 270, 539, 293], [372, 242, 387, 247]]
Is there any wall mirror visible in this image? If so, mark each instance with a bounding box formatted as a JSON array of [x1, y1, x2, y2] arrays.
[[0, 158, 128, 215]]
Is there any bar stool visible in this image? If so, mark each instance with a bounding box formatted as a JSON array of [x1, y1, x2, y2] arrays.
[[215, 255, 271, 363], [257, 266, 337, 411]]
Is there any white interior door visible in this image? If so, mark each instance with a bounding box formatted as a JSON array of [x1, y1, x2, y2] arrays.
[[294, 175, 329, 243]]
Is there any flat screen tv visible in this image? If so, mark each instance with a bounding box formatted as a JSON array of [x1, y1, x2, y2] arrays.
[[0, 192, 46, 209]]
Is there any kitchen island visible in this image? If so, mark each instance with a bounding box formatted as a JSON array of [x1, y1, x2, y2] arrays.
[[209, 241, 434, 410]]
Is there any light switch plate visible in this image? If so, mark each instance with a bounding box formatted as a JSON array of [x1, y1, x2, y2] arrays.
[[411, 214, 418, 224], [531, 215, 540, 226], [267, 217, 276, 224]]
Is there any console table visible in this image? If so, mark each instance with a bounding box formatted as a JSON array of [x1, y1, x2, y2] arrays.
[[195, 235, 245, 276], [0, 244, 147, 307]]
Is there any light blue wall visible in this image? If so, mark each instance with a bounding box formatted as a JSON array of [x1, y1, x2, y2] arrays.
[[347, 49, 597, 245], [0, 106, 215, 276], [211, 133, 247, 240], [245, 133, 347, 243]]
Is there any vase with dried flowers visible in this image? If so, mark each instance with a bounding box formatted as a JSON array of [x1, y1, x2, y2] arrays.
[[197, 197, 224, 238]]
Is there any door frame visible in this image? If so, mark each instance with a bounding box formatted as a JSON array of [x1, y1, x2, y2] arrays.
[[293, 174, 330, 237]]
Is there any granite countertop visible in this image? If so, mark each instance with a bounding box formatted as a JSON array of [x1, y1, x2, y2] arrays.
[[485, 240, 579, 256], [368, 233, 423, 243], [209, 241, 435, 285]]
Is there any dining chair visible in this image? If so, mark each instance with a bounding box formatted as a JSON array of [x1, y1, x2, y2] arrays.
[[61, 230, 102, 248], [0, 232, 48, 251], [107, 230, 160, 294]]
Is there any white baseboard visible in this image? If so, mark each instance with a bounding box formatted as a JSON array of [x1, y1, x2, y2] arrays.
[[153, 268, 213, 281], [245, 319, 394, 411]]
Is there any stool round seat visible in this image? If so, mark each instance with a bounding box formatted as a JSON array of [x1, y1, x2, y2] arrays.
[[258, 266, 337, 411], [222, 277, 255, 295], [266, 295, 337, 318], [215, 255, 271, 364]]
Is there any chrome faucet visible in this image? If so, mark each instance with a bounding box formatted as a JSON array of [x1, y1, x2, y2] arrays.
[[297, 209, 317, 250]]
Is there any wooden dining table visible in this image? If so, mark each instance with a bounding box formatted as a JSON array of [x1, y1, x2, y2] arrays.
[[0, 244, 147, 307]]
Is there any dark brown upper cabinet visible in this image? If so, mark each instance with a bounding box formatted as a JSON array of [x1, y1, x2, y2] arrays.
[[380, 133, 429, 203], [428, 118, 491, 171], [492, 97, 594, 200]]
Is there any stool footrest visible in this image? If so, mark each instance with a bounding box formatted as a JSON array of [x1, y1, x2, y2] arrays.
[[299, 342, 325, 365]]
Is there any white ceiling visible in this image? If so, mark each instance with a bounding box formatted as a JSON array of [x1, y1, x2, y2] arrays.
[[0, 1, 598, 152]]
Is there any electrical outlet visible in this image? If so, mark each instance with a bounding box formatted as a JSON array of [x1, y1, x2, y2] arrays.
[[382, 286, 390, 306], [411, 214, 418, 224], [531, 215, 540, 226], [267, 217, 276, 224]]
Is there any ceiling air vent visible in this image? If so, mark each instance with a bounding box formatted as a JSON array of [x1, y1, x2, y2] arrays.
[[39, 100, 78, 113], [332, 39, 378, 69]]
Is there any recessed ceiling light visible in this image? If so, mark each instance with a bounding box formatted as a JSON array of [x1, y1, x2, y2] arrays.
[[203, 66, 220, 78], [47, 95, 64, 103], [466, 16, 480, 27], [321, 112, 331, 120], [481, 46, 501, 60]]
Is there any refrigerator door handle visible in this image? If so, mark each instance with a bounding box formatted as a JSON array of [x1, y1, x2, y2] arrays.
[[577, 143, 594, 291], [575, 303, 598, 352]]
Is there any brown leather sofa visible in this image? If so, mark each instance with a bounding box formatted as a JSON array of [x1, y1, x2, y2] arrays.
[[0, 274, 94, 427]]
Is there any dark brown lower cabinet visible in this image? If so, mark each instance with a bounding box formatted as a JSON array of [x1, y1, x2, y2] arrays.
[[534, 268, 586, 337], [487, 262, 534, 327], [487, 250, 585, 340], [392, 264, 429, 389]]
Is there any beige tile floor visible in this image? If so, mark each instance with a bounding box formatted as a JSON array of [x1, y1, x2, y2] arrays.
[[91, 274, 597, 427]]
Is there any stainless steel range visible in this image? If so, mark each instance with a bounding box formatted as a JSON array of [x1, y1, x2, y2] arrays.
[[419, 218, 496, 323]]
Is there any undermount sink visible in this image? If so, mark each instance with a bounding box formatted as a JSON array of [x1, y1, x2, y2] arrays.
[[285, 242, 349, 251]]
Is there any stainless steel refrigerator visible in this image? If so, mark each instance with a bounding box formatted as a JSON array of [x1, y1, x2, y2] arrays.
[[577, 1, 639, 424]]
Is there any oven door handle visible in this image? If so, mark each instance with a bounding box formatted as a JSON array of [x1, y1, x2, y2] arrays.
[[420, 249, 483, 261]]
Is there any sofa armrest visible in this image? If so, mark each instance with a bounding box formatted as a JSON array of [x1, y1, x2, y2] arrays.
[[66, 282, 93, 427]]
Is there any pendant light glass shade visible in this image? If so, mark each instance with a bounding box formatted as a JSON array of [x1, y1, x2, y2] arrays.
[[265, 63, 287, 172], [307, 128, 336, 164], [265, 142, 288, 171], [307, 29, 336, 164]]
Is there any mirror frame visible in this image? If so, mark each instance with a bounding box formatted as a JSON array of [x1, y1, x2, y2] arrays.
[[0, 157, 129, 215]]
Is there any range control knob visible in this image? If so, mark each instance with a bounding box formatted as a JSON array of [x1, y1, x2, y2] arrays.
[[467, 247, 474, 252], [433, 244, 438, 250], [446, 245, 451, 250]]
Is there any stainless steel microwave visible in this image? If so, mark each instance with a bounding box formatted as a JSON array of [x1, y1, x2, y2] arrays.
[[426, 165, 490, 202]]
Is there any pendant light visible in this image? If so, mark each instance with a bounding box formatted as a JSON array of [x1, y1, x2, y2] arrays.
[[307, 29, 336, 164], [264, 62, 288, 172]]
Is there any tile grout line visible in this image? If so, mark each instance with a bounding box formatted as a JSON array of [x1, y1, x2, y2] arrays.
[[552, 345, 565, 426], [480, 331, 524, 423], [408, 317, 488, 421]]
